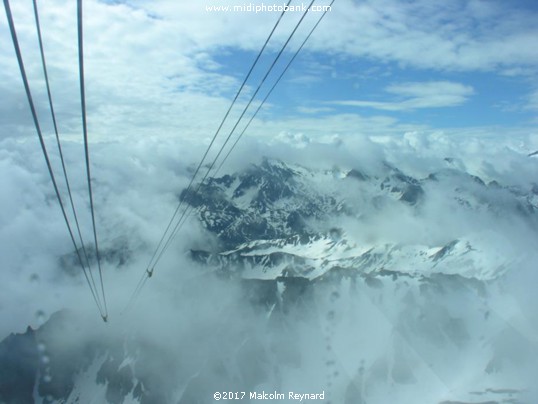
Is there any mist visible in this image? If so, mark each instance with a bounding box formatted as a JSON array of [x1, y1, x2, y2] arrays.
[[1, 129, 537, 403]]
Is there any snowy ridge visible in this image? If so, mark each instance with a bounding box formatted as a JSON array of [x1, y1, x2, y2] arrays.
[[190, 158, 535, 282], [201, 231, 514, 281]]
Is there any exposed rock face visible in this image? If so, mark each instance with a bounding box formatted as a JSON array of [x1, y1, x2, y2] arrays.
[[188, 158, 536, 281], [0, 326, 38, 404]]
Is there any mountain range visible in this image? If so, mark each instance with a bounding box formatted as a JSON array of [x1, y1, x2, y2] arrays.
[[1, 157, 537, 404]]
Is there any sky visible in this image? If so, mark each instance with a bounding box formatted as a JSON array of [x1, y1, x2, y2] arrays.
[[1, 0, 538, 146]]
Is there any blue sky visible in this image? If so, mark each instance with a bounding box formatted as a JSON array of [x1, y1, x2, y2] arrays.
[[1, 0, 537, 146], [207, 0, 538, 133], [215, 49, 535, 127]]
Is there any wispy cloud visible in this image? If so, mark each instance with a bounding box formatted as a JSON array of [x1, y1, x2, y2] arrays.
[[1, 0, 537, 142], [313, 0, 538, 72], [296, 106, 335, 114], [330, 81, 474, 111]]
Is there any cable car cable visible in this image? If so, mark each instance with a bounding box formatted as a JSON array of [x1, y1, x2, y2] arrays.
[[77, 0, 108, 320], [3, 0, 105, 318], [32, 0, 98, 297]]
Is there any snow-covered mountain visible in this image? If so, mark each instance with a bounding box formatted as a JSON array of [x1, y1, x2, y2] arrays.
[[1, 157, 537, 404], [190, 158, 536, 281]]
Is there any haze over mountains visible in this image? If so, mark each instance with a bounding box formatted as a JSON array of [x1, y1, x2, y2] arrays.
[[1, 132, 537, 403]]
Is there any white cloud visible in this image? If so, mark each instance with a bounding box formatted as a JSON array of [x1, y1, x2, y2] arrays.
[[330, 81, 474, 111], [1, 0, 537, 147], [2, 129, 537, 334], [1, 121, 538, 401], [311, 0, 538, 72], [0, 0, 299, 142], [296, 106, 335, 114]]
